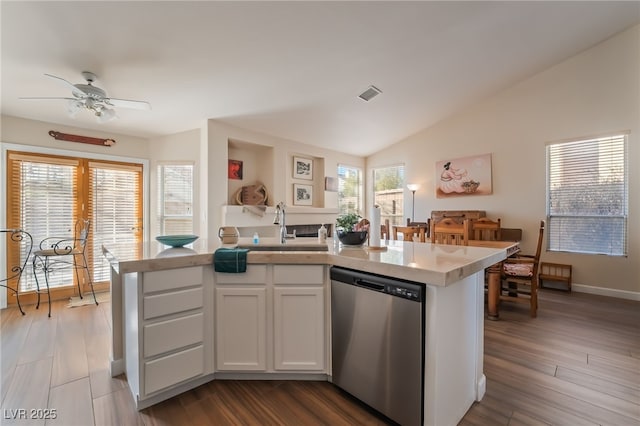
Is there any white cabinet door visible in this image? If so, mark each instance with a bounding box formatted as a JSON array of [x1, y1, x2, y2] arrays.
[[273, 286, 325, 371], [215, 287, 267, 371]]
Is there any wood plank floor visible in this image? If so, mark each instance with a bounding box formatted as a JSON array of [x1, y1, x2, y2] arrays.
[[1, 289, 638, 425]]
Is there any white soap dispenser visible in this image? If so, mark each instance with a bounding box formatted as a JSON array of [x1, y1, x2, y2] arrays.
[[318, 224, 327, 243], [253, 232, 260, 245]]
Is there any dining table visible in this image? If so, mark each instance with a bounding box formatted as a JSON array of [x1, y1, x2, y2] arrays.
[[465, 239, 521, 321]]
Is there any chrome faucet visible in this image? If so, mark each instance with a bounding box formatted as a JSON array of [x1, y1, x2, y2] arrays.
[[273, 202, 287, 244]]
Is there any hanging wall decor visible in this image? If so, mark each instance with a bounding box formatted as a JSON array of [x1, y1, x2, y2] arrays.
[[436, 153, 492, 198], [228, 159, 243, 180], [293, 183, 313, 206], [293, 156, 313, 180], [49, 130, 115, 146]]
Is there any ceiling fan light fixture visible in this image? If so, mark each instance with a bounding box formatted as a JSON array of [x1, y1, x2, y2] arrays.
[[96, 107, 117, 123], [358, 85, 382, 102], [67, 100, 83, 117]]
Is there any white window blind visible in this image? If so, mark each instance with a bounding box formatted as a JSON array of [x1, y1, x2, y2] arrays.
[[8, 153, 78, 291], [546, 134, 627, 256], [337, 164, 362, 216], [373, 165, 405, 226], [89, 162, 143, 282], [157, 164, 194, 235]]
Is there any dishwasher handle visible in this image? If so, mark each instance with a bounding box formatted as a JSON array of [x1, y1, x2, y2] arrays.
[[354, 279, 385, 292]]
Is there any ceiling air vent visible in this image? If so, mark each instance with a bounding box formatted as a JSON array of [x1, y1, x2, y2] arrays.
[[358, 85, 382, 102]]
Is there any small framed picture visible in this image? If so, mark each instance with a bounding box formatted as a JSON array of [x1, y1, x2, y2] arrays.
[[324, 176, 338, 192], [228, 159, 243, 180], [293, 156, 313, 180], [293, 184, 313, 206]]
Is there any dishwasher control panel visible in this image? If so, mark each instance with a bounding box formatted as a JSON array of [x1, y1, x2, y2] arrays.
[[386, 284, 421, 301], [331, 266, 424, 302]]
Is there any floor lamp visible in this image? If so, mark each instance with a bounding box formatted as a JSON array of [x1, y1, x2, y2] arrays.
[[407, 183, 420, 222]]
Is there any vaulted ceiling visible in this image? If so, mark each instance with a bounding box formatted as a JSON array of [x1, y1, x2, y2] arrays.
[[2, 1, 639, 156]]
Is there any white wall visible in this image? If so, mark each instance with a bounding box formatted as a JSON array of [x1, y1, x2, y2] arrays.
[[368, 25, 640, 296], [203, 120, 365, 239], [1, 115, 150, 158]]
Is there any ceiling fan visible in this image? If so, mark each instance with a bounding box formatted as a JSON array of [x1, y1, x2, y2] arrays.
[[20, 71, 151, 123]]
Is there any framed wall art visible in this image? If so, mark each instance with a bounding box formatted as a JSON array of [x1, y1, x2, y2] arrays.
[[293, 183, 313, 206], [293, 156, 313, 180], [436, 153, 492, 198], [324, 176, 338, 192], [228, 159, 243, 180]]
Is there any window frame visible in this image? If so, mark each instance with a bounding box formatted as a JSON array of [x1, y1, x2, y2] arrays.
[[545, 133, 628, 256], [157, 162, 195, 235], [337, 163, 363, 217], [372, 164, 405, 226]]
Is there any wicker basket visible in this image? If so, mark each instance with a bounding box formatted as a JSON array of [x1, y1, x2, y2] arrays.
[[461, 180, 479, 193]]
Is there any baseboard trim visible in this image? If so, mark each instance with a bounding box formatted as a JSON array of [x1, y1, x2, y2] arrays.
[[110, 358, 125, 376], [572, 283, 640, 301]]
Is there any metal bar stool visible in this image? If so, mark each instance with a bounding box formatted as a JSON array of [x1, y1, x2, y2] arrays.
[[32, 219, 98, 317], [1, 229, 33, 315]]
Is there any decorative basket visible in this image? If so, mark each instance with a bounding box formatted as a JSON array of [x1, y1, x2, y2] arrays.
[[234, 182, 269, 205], [461, 180, 480, 193]]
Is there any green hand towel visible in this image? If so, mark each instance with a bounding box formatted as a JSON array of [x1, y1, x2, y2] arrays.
[[214, 248, 249, 273]]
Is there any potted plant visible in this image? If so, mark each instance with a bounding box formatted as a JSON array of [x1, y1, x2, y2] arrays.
[[335, 213, 369, 246]]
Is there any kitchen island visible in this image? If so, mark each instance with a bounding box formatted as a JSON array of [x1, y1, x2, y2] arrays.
[[103, 237, 515, 425]]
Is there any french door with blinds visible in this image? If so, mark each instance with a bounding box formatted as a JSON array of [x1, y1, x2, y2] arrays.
[[6, 151, 143, 301]]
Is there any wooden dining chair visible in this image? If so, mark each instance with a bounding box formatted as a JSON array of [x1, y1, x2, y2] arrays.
[[470, 218, 501, 241], [407, 219, 430, 238], [359, 218, 391, 242], [500, 220, 545, 317], [430, 218, 470, 245], [393, 226, 426, 242], [381, 219, 391, 241]]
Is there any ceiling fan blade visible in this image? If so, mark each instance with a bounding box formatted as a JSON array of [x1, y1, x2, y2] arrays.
[[44, 73, 87, 96], [19, 96, 78, 101], [106, 97, 151, 110]]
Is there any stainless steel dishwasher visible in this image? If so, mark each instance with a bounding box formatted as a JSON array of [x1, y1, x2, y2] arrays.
[[330, 266, 424, 426]]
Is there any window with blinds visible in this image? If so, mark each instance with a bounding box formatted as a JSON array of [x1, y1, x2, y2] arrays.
[[6, 151, 143, 294], [546, 134, 628, 256], [157, 163, 194, 235], [373, 165, 405, 226], [89, 161, 143, 283], [7, 153, 79, 291], [337, 164, 362, 216]]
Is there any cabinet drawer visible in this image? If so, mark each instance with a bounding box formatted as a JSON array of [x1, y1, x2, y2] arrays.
[[144, 345, 204, 395], [143, 267, 203, 294], [215, 264, 267, 284], [143, 287, 203, 320], [143, 313, 204, 358], [273, 265, 324, 285]]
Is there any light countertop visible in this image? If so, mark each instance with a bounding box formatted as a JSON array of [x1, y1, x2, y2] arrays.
[[102, 237, 517, 286]]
